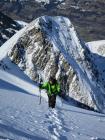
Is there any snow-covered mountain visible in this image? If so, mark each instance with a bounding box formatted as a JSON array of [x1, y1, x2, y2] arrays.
[[0, 12, 22, 46], [0, 15, 105, 139], [1, 15, 105, 113]]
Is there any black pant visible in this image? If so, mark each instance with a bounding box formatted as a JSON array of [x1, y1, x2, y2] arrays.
[[48, 94, 56, 108]]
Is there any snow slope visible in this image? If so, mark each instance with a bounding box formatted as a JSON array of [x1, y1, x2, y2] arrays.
[[0, 59, 105, 140]]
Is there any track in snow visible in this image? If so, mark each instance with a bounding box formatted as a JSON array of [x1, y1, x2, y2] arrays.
[[44, 108, 69, 140]]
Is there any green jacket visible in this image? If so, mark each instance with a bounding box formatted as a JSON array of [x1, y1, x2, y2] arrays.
[[40, 82, 60, 96]]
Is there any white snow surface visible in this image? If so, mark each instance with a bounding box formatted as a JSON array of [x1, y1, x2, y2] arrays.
[[0, 59, 105, 140], [0, 16, 105, 139], [87, 40, 105, 55], [35, 0, 50, 4]]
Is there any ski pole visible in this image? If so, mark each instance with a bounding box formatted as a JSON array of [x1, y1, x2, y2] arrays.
[[38, 72, 42, 105], [61, 97, 63, 107], [39, 88, 41, 105]]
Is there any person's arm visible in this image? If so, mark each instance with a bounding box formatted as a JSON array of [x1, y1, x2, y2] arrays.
[[56, 83, 61, 94], [39, 82, 48, 90]]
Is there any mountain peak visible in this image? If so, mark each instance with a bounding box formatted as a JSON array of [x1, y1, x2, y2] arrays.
[[1, 15, 105, 113]]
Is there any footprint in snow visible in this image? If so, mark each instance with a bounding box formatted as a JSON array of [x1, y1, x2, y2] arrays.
[[34, 120, 38, 123], [27, 127, 35, 132], [45, 109, 65, 140], [10, 116, 15, 119], [45, 114, 49, 119]]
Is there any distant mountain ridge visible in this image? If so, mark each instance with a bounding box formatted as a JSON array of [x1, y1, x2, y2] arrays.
[[0, 12, 22, 46], [0, 0, 105, 41]]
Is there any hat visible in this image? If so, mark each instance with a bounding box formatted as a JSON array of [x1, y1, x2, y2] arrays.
[[49, 76, 56, 84]]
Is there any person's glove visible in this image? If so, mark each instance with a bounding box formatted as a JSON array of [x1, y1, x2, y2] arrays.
[[39, 83, 42, 89]]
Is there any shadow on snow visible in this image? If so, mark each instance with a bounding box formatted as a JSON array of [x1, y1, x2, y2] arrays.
[[0, 123, 47, 140], [0, 79, 36, 97]]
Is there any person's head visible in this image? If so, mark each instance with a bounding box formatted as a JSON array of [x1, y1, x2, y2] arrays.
[[49, 76, 57, 84]]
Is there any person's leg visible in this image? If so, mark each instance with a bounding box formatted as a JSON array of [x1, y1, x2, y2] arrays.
[[48, 95, 52, 108], [51, 95, 56, 108]]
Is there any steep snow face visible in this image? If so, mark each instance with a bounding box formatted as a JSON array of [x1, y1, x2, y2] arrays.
[[0, 12, 22, 47], [2, 16, 105, 113]]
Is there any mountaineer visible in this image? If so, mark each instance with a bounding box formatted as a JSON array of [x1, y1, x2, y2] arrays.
[[39, 77, 61, 108]]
